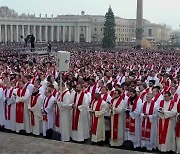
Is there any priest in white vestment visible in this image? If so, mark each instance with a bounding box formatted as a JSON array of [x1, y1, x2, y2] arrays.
[[28, 85, 43, 135], [124, 88, 142, 148], [140, 93, 157, 150], [57, 83, 72, 141], [41, 87, 56, 136], [14, 80, 31, 133], [109, 89, 125, 147], [4, 81, 16, 131], [91, 92, 106, 143], [157, 91, 177, 152], [101, 86, 112, 143], [71, 84, 90, 142]]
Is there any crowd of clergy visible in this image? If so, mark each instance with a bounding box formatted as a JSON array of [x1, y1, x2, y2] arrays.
[[0, 48, 180, 153]]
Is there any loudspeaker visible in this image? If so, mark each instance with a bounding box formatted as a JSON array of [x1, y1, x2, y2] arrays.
[[56, 51, 70, 72]]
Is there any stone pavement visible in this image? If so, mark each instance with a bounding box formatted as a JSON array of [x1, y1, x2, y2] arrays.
[[0, 132, 150, 154]]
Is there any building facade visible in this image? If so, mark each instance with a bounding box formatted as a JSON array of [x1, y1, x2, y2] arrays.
[[171, 30, 180, 43], [0, 6, 172, 44]]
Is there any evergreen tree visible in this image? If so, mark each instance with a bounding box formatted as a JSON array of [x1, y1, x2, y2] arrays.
[[102, 7, 116, 48]]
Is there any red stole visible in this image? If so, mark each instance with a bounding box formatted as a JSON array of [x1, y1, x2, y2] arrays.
[[141, 101, 155, 140], [55, 90, 68, 127], [30, 94, 41, 126], [102, 93, 108, 102], [140, 91, 147, 102], [53, 67, 56, 77], [162, 85, 170, 94], [121, 93, 125, 100], [43, 95, 52, 121], [159, 100, 175, 144], [173, 93, 179, 103], [176, 100, 180, 137], [72, 92, 85, 131], [4, 88, 14, 120], [125, 97, 139, 134], [145, 87, 150, 93], [98, 86, 103, 93], [91, 98, 103, 135], [110, 90, 114, 97], [111, 96, 124, 140], [165, 79, 171, 87], [113, 80, 118, 87], [25, 82, 30, 88], [52, 89, 57, 97], [15, 81, 20, 88], [38, 84, 42, 89], [16, 87, 27, 123], [119, 76, 124, 83], [152, 93, 161, 106], [31, 76, 37, 84]]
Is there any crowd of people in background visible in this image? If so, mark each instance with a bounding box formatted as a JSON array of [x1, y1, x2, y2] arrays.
[[0, 45, 180, 153]]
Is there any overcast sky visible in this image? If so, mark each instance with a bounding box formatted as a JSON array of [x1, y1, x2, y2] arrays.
[[1, 0, 180, 29]]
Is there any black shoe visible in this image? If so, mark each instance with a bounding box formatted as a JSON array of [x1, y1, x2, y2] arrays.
[[98, 141, 104, 146]]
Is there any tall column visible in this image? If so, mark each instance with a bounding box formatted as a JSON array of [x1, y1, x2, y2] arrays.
[[0, 25, 1, 42], [75, 26, 80, 43], [136, 0, 143, 49], [63, 26, 65, 42], [10, 25, 13, 42], [51, 26, 54, 42], [39, 26, 42, 41], [16, 25, 19, 42], [27, 25, 30, 35], [5, 25, 8, 43], [33, 25, 36, 39], [45, 26, 48, 42], [86, 26, 89, 42], [68, 26, 71, 42], [74, 26, 77, 42], [57, 26, 60, 42], [88, 25, 92, 42], [22, 25, 24, 38]]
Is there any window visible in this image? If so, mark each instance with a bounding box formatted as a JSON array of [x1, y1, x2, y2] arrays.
[[148, 29, 152, 37]]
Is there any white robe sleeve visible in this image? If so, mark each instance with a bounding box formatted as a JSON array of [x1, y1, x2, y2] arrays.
[[0, 88, 4, 100], [164, 102, 177, 118]]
